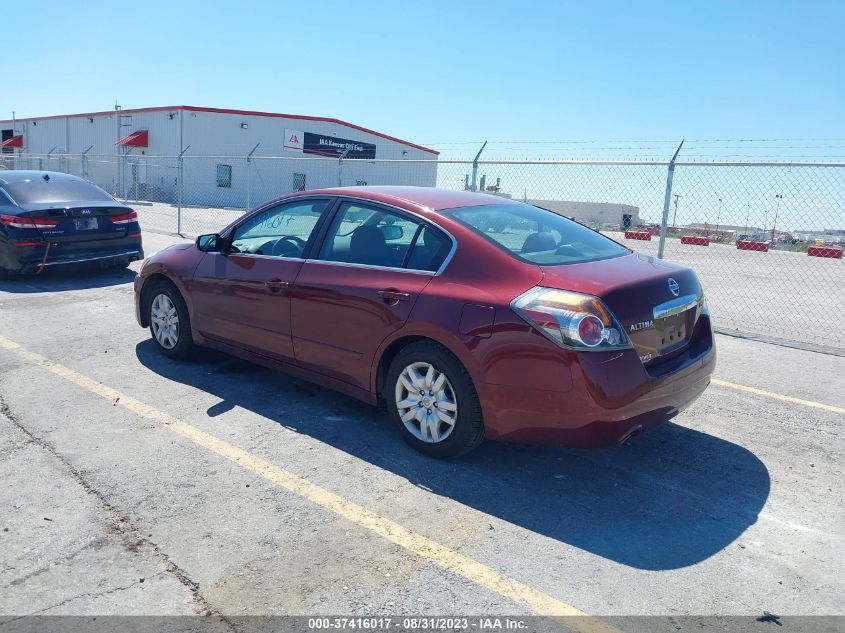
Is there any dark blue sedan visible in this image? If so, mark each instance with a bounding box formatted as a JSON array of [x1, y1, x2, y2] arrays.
[[0, 171, 143, 279]]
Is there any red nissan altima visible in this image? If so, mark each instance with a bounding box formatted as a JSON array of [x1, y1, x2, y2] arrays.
[[135, 187, 715, 457]]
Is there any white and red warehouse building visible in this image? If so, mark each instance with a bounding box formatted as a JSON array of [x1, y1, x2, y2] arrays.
[[0, 106, 439, 206]]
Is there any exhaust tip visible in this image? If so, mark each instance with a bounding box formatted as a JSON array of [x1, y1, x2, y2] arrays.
[[619, 425, 643, 445]]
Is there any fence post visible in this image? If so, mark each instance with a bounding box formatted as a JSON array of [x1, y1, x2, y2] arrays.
[[177, 155, 183, 234], [657, 140, 684, 259], [176, 146, 190, 235], [81, 146, 93, 180], [337, 147, 352, 186], [470, 141, 488, 191], [246, 143, 259, 211]]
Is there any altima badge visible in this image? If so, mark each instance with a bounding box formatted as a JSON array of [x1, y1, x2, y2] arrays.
[[630, 319, 654, 332], [668, 278, 680, 297]]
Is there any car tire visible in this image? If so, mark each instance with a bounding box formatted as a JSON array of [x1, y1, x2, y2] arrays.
[[146, 280, 194, 360], [385, 341, 484, 458]]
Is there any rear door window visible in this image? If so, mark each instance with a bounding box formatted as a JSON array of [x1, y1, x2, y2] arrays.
[[406, 225, 452, 272], [317, 201, 451, 272]]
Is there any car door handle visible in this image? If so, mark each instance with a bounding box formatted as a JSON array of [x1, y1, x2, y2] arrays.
[[378, 289, 410, 303], [265, 279, 289, 291]]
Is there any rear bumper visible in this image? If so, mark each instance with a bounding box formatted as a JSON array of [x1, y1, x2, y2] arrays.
[[482, 318, 716, 447], [6, 239, 143, 274]]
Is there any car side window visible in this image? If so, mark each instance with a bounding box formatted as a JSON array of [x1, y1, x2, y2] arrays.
[[318, 202, 421, 268], [406, 225, 452, 272], [230, 199, 330, 258]]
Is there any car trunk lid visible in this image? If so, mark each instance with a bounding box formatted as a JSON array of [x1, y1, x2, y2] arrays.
[[539, 252, 703, 364], [15, 201, 137, 243]]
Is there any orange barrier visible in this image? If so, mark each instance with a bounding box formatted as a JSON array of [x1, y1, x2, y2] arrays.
[[736, 240, 769, 252], [625, 230, 652, 241], [807, 245, 843, 259], [681, 235, 709, 246]]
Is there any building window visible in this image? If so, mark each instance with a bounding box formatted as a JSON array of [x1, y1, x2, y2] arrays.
[[293, 173, 306, 192], [356, 180, 368, 186], [217, 164, 232, 188]]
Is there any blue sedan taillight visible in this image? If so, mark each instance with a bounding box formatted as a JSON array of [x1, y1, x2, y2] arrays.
[[0, 214, 59, 229], [109, 210, 138, 225]]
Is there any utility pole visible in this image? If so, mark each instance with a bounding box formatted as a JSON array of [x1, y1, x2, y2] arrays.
[[772, 194, 783, 241], [672, 194, 681, 228]]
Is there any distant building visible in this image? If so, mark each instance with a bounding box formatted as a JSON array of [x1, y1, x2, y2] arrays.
[[527, 199, 640, 228], [0, 105, 438, 206], [792, 228, 845, 244], [686, 223, 766, 233]]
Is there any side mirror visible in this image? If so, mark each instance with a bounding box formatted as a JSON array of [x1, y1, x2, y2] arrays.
[[381, 225, 404, 241], [196, 233, 222, 252]]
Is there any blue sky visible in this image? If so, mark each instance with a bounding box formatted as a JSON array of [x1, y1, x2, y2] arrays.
[[6, 0, 844, 157]]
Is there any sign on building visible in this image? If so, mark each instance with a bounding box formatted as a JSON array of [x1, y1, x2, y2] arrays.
[[284, 128, 376, 159], [284, 129, 304, 151]]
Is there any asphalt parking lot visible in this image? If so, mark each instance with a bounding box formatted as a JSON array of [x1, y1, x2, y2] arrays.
[[1, 230, 843, 627]]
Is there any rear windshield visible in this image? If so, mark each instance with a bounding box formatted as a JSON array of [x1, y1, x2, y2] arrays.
[[443, 203, 629, 265], [1, 176, 114, 205]]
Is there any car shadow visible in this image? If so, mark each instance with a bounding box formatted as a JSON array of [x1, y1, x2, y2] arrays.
[[0, 267, 136, 293], [135, 340, 771, 571]]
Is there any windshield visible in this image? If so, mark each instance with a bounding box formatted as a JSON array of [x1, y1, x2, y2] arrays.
[[443, 203, 629, 265], [1, 176, 114, 205]]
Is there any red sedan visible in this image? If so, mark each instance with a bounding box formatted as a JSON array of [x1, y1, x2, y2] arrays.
[[134, 187, 715, 458]]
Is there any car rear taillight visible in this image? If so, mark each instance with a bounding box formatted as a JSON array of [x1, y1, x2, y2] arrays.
[[511, 287, 631, 351], [0, 214, 59, 229], [110, 210, 138, 225]]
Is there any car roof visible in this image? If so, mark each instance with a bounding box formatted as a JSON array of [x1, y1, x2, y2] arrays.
[[300, 186, 523, 212], [0, 171, 86, 186]]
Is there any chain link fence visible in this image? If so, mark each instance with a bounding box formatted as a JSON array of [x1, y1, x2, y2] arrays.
[[3, 151, 843, 351]]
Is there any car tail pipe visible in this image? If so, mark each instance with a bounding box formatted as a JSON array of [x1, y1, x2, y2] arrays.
[[618, 425, 643, 445]]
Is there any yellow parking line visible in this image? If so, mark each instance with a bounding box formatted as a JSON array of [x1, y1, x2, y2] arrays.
[[711, 378, 845, 415], [0, 334, 617, 633]]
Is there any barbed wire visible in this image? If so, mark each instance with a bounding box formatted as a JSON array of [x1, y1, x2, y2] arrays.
[[424, 138, 845, 146]]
